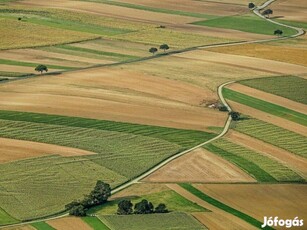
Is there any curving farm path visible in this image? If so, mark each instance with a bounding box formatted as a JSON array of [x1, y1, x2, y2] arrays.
[[0, 0, 305, 228]]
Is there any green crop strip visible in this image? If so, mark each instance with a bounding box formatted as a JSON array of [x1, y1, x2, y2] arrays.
[[82, 217, 110, 230], [31, 222, 55, 230], [223, 88, 307, 126], [179, 184, 274, 230]]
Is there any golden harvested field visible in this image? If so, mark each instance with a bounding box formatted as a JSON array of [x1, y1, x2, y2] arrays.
[[144, 148, 256, 183], [228, 83, 307, 114], [167, 184, 257, 230], [47, 217, 92, 230], [0, 137, 95, 163], [0, 18, 96, 50], [207, 43, 307, 66], [228, 100, 307, 136], [226, 131, 307, 179], [0, 67, 227, 131], [195, 184, 307, 228]]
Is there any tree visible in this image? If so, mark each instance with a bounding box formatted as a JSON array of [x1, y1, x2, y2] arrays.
[[69, 205, 87, 216], [248, 3, 255, 9], [117, 199, 133, 215], [274, 29, 283, 36], [160, 44, 169, 52], [65, 201, 81, 210], [229, 111, 240, 121], [134, 199, 154, 214], [262, 9, 273, 18], [89, 180, 111, 206], [155, 203, 168, 213], [35, 65, 48, 74], [149, 47, 158, 55]]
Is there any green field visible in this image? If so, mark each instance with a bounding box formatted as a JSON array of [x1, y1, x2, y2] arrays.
[[204, 139, 303, 182], [92, 190, 207, 215], [240, 76, 307, 104], [234, 118, 307, 158], [0, 207, 18, 225], [179, 184, 273, 230], [78, 0, 216, 19], [82, 217, 110, 230], [99, 213, 206, 230], [31, 222, 55, 230], [0, 71, 34, 78], [223, 88, 307, 126], [192, 14, 296, 36]]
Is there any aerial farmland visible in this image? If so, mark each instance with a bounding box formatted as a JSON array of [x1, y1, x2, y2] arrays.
[[0, 0, 306, 229]]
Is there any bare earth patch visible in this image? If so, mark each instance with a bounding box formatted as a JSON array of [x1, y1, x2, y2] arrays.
[[167, 184, 257, 230], [195, 184, 307, 229], [0, 137, 95, 163], [144, 148, 255, 183], [226, 131, 307, 179], [47, 217, 92, 230], [228, 83, 307, 114], [228, 101, 307, 136]]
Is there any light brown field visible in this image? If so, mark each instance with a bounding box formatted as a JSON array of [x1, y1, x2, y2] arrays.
[[196, 184, 307, 229], [116, 0, 248, 15], [228, 100, 307, 136], [175, 50, 307, 75], [226, 131, 307, 179], [0, 137, 95, 163], [271, 0, 307, 22], [144, 148, 256, 183], [228, 83, 307, 114], [167, 184, 257, 230], [207, 43, 307, 66], [17, 0, 197, 24], [47, 217, 92, 230], [0, 67, 226, 131]]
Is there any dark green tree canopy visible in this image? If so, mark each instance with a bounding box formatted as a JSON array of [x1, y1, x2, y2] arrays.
[[248, 3, 255, 9], [117, 199, 133, 215], [262, 9, 273, 17], [134, 199, 154, 214], [69, 205, 87, 216], [274, 29, 283, 36], [35, 65, 48, 74], [160, 44, 170, 52], [155, 203, 169, 213], [229, 111, 241, 121], [149, 47, 158, 55], [89, 180, 111, 205]]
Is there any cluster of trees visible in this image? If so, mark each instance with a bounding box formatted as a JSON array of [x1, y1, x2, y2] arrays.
[[117, 199, 168, 215], [65, 180, 111, 216], [149, 44, 170, 55]]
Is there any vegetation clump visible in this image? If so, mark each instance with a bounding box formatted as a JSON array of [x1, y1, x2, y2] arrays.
[[35, 65, 48, 74], [117, 199, 168, 215]]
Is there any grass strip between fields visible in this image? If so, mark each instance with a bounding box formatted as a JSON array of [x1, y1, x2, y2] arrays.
[[223, 88, 307, 126], [78, 0, 216, 19], [57, 45, 139, 60], [0, 207, 19, 226], [0, 58, 76, 70], [82, 216, 110, 230], [31, 221, 55, 230], [179, 183, 274, 230]]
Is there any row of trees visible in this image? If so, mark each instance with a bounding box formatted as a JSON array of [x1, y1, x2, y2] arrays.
[[117, 199, 168, 215], [149, 44, 170, 55], [65, 180, 111, 216]]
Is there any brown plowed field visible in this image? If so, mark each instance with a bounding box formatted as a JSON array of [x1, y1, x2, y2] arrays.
[[0, 67, 226, 131], [47, 217, 92, 230], [196, 184, 307, 229], [207, 43, 307, 66], [228, 101, 307, 136], [144, 148, 256, 183], [174, 50, 307, 75], [272, 0, 307, 22], [226, 131, 307, 179], [167, 184, 257, 230], [0, 137, 95, 163], [228, 83, 307, 114]]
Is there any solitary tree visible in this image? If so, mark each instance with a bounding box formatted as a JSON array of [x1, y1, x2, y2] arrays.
[[149, 47, 158, 55], [117, 199, 133, 215], [229, 111, 240, 121], [155, 203, 168, 213], [35, 65, 48, 74], [160, 44, 170, 52], [248, 3, 255, 9], [262, 9, 273, 18], [274, 29, 283, 36], [134, 199, 154, 214]]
